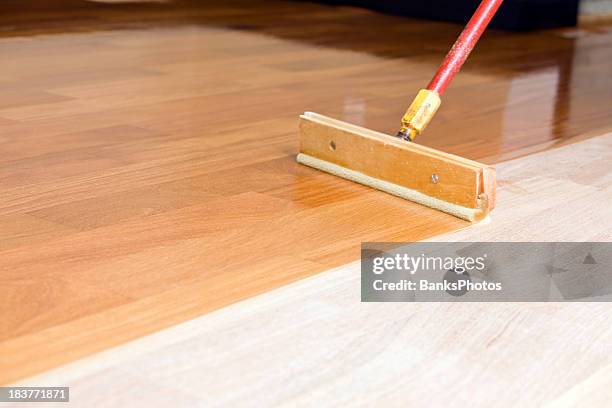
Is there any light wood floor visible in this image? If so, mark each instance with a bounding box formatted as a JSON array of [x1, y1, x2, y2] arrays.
[[1, 0, 612, 383], [15, 135, 612, 407]]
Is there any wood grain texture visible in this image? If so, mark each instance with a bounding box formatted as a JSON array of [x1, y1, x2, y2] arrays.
[[13, 135, 612, 407], [545, 364, 612, 407], [1, 0, 612, 384]]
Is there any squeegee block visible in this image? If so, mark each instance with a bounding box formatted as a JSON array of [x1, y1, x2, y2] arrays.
[[297, 112, 495, 222]]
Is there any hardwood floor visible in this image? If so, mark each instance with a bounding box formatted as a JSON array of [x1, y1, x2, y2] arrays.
[[14, 135, 612, 406], [1, 0, 612, 383]]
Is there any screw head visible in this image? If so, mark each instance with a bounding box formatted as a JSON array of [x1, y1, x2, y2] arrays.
[[431, 174, 439, 184]]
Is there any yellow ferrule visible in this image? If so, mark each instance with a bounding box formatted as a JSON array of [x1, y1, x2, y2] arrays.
[[399, 89, 441, 141]]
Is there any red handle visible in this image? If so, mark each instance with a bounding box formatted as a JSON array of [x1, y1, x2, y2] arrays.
[[426, 0, 504, 95]]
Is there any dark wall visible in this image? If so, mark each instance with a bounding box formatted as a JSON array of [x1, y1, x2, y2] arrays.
[[316, 0, 580, 31]]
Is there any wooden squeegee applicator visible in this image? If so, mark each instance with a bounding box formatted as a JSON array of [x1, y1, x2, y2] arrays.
[[297, 0, 503, 222]]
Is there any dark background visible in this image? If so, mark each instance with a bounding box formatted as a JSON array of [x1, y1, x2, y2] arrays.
[[312, 0, 580, 30]]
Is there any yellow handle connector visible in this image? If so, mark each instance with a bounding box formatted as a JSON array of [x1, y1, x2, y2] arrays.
[[397, 89, 441, 141]]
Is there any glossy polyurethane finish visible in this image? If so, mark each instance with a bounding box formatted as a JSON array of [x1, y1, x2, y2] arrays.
[[1, 0, 612, 383]]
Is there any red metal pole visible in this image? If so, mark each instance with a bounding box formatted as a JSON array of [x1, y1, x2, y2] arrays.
[[426, 0, 504, 95]]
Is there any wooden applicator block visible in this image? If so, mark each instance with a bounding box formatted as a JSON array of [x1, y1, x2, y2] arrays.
[[297, 112, 496, 221]]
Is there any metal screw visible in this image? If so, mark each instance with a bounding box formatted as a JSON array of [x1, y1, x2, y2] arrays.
[[431, 174, 439, 184]]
